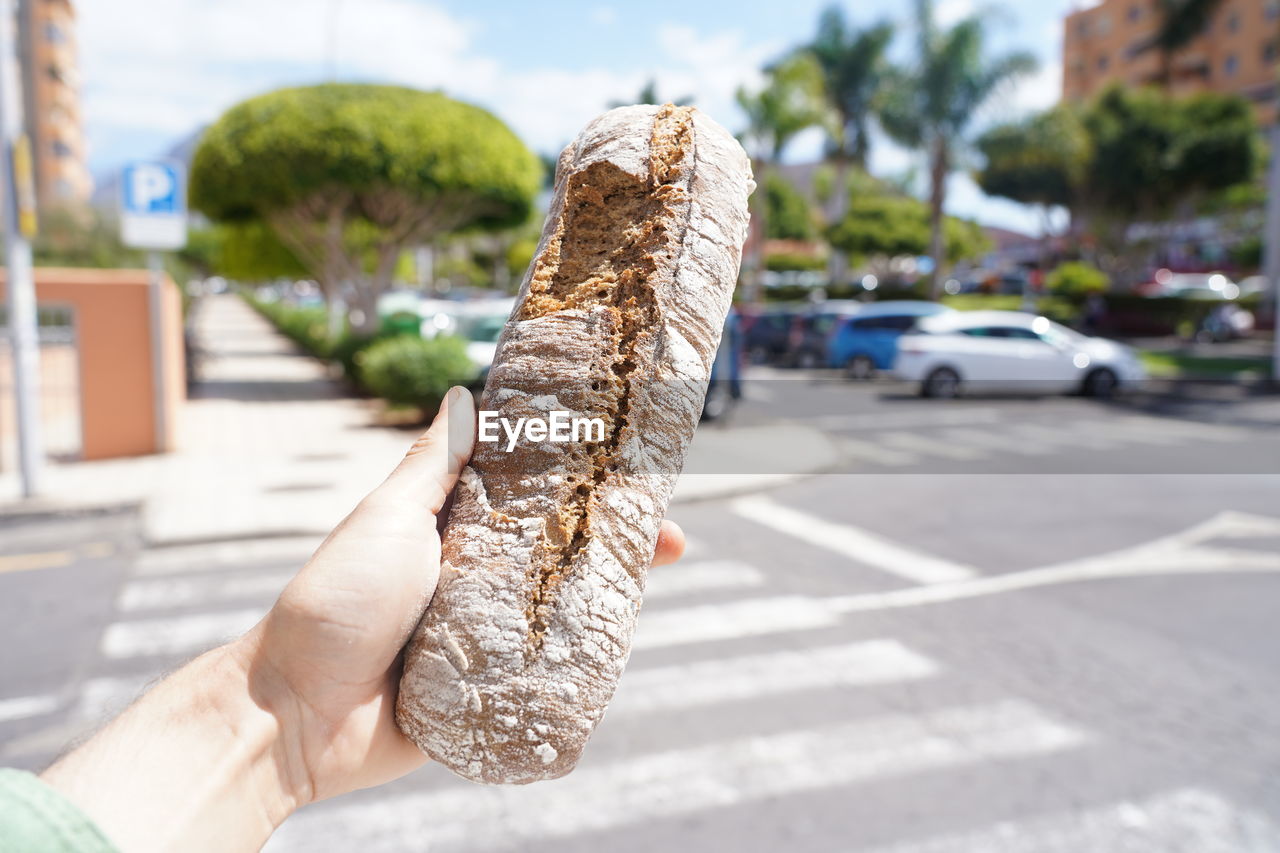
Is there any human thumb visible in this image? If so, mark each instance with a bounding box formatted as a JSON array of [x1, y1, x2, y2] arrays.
[[373, 386, 477, 514]]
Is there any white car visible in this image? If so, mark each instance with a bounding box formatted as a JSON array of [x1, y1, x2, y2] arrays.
[[893, 310, 1146, 398], [420, 298, 516, 374]]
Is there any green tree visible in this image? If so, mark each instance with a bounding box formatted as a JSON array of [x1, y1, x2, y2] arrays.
[[879, 0, 1035, 297], [764, 173, 816, 240], [827, 191, 989, 264], [974, 105, 1091, 213], [736, 53, 827, 294], [213, 222, 308, 282], [803, 7, 894, 285], [190, 84, 541, 334]]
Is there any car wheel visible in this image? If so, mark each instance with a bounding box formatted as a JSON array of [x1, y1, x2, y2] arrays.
[[922, 367, 961, 399], [796, 350, 820, 369], [844, 354, 875, 381], [1083, 367, 1118, 399]]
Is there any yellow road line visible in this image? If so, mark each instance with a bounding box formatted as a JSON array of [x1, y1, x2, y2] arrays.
[[0, 550, 73, 575], [0, 541, 116, 575]]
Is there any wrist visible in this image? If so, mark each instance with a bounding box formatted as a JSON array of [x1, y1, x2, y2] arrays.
[[42, 638, 300, 853]]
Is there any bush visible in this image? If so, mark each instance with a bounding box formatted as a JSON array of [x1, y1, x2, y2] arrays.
[[357, 335, 477, 411], [765, 252, 826, 272], [1047, 261, 1109, 296]]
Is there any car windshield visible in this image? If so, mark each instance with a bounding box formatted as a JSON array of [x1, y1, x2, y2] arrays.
[[453, 314, 506, 343]]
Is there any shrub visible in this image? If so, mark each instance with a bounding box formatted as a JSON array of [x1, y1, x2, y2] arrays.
[[1047, 261, 1109, 296], [357, 335, 477, 411], [765, 252, 826, 272]]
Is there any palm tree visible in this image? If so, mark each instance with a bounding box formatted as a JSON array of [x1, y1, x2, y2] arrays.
[[879, 0, 1036, 298], [736, 54, 828, 299], [1144, 0, 1225, 88], [803, 7, 894, 285], [608, 79, 693, 109]]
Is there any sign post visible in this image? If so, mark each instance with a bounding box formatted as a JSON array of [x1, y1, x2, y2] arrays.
[[0, 0, 41, 496], [120, 160, 187, 452]]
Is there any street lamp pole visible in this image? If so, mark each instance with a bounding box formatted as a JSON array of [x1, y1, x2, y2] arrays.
[[0, 0, 42, 496]]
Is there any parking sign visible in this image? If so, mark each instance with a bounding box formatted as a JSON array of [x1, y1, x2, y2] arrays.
[[120, 160, 187, 250]]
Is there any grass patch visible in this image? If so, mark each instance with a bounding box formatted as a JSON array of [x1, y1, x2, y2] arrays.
[[1139, 350, 1273, 379]]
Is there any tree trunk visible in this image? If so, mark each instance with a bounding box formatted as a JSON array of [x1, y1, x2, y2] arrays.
[[927, 138, 949, 300], [827, 156, 851, 288]]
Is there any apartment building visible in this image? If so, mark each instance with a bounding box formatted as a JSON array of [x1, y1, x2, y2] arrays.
[[16, 0, 92, 207], [1062, 0, 1280, 123]]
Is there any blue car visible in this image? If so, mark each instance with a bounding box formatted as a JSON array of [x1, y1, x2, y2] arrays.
[[828, 301, 955, 379]]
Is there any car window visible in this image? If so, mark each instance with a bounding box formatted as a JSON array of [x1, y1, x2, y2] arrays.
[[994, 327, 1041, 340], [882, 315, 917, 331]]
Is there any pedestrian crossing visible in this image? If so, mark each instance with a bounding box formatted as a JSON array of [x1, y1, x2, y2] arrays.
[[4, 504, 1277, 852], [816, 413, 1249, 470]]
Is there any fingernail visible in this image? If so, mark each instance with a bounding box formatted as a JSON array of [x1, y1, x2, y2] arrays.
[[447, 386, 462, 404]]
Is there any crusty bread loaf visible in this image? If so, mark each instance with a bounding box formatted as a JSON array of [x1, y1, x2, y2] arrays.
[[395, 104, 753, 784]]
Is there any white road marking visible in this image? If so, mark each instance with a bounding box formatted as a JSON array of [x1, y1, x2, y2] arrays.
[[936, 427, 1055, 455], [0, 694, 59, 723], [803, 407, 1001, 432], [135, 537, 318, 576], [877, 430, 987, 460], [1002, 421, 1124, 451], [611, 640, 937, 717], [731, 496, 977, 585], [118, 570, 293, 612], [868, 788, 1280, 853], [1118, 417, 1242, 442], [100, 608, 264, 659], [835, 436, 919, 466], [643, 560, 764, 600], [633, 596, 843, 649], [268, 700, 1085, 853]]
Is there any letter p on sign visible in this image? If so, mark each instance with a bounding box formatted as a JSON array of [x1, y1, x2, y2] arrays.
[[120, 160, 187, 250]]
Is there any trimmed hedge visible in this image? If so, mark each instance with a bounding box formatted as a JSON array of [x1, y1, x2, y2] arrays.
[[357, 335, 477, 410]]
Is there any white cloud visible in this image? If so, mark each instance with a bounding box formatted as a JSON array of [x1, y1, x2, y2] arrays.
[[77, 1, 778, 172], [588, 7, 617, 26], [935, 0, 977, 28]]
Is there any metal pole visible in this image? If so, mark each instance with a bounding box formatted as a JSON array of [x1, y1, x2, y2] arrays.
[[147, 251, 170, 452], [0, 0, 41, 496], [1265, 124, 1280, 383]]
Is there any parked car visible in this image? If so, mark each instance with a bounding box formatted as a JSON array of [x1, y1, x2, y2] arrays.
[[1143, 271, 1240, 300], [741, 307, 798, 364], [784, 302, 865, 368], [828, 301, 955, 379], [894, 310, 1146, 399], [421, 298, 516, 377]]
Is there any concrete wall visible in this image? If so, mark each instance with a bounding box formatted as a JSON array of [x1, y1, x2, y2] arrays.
[[0, 267, 185, 459]]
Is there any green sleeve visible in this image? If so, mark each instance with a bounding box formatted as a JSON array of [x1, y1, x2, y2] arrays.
[[0, 769, 118, 853]]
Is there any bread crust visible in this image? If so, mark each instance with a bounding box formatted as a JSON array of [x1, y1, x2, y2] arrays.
[[395, 104, 753, 784]]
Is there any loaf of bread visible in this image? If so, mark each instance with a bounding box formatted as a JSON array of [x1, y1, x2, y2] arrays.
[[395, 104, 753, 784]]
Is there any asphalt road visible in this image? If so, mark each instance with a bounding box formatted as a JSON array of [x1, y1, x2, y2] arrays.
[[2, 378, 1279, 852]]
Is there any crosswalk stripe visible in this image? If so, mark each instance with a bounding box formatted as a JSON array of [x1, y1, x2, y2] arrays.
[[643, 560, 764, 600], [835, 436, 919, 466], [803, 407, 1001, 432], [866, 787, 1280, 853], [634, 595, 842, 649], [611, 640, 937, 716], [936, 427, 1055, 455], [268, 700, 1085, 853], [1101, 419, 1189, 445], [100, 608, 264, 659], [0, 694, 59, 723], [876, 430, 987, 460], [118, 570, 293, 612], [135, 537, 318, 576], [1119, 417, 1241, 442], [1003, 421, 1124, 450], [731, 496, 977, 584]]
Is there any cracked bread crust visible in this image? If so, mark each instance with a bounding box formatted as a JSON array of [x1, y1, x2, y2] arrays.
[[395, 104, 753, 785]]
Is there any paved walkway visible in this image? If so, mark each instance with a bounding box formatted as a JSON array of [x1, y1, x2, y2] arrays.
[[1, 295, 833, 543]]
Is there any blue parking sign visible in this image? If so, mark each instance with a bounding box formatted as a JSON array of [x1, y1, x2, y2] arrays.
[[120, 159, 187, 249]]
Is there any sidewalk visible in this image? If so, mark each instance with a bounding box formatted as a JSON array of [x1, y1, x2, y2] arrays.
[[0, 296, 834, 543]]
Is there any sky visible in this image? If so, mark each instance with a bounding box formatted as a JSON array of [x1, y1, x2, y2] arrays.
[[75, 0, 1086, 233]]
